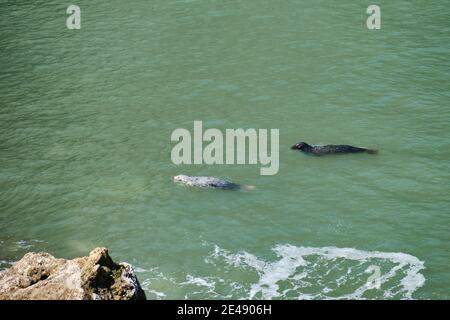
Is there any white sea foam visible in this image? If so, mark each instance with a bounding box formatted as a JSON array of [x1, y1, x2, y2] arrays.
[[15, 239, 44, 249], [142, 285, 167, 299], [140, 277, 168, 300], [200, 244, 426, 299], [133, 244, 426, 299], [182, 275, 216, 290], [0, 260, 14, 272], [133, 266, 148, 273]]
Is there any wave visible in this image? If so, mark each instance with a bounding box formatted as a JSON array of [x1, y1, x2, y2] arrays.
[[206, 244, 425, 299], [143, 243, 425, 300]]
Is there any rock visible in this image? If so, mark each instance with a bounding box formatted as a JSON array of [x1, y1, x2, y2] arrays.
[[0, 247, 146, 300]]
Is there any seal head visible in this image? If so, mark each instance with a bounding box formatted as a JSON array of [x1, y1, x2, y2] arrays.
[[174, 174, 190, 184], [291, 142, 312, 151]]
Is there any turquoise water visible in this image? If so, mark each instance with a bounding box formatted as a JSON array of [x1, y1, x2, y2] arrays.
[[0, 1, 449, 299]]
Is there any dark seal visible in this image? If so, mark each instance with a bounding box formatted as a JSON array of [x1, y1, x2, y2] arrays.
[[291, 142, 378, 156]]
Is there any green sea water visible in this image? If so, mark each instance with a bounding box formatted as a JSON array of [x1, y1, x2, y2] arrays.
[[0, 0, 449, 299]]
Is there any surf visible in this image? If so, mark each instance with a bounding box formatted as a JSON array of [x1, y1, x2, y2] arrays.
[[142, 243, 426, 300]]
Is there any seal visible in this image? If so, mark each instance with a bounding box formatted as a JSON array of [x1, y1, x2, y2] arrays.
[[173, 175, 240, 190], [291, 142, 378, 155]]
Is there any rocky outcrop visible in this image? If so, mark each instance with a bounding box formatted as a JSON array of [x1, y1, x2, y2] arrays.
[[0, 247, 146, 300]]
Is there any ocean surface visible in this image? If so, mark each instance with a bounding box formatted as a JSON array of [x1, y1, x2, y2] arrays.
[[0, 1, 449, 299]]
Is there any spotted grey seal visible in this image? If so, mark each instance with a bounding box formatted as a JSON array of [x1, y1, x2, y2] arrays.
[[291, 142, 378, 155], [174, 175, 250, 190]]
